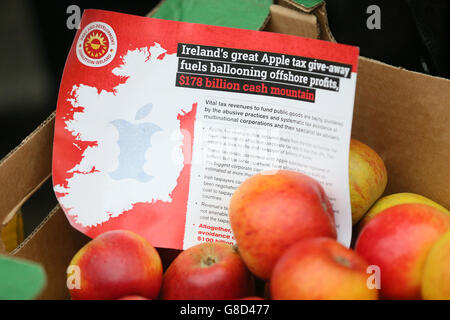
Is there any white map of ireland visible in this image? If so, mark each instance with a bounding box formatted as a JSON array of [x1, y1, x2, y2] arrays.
[[55, 44, 194, 227]]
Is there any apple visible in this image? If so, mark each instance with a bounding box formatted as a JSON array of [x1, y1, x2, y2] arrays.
[[238, 296, 265, 300], [68, 230, 163, 300], [355, 204, 450, 299], [117, 295, 150, 300], [358, 192, 449, 232], [229, 170, 336, 280], [349, 138, 387, 225], [421, 230, 450, 300], [270, 237, 378, 300], [160, 242, 255, 300]]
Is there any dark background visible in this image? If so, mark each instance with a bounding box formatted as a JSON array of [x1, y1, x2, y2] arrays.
[[0, 0, 448, 235], [1, 0, 448, 159]]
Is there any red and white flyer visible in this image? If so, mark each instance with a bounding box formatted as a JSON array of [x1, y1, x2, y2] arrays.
[[53, 9, 359, 250]]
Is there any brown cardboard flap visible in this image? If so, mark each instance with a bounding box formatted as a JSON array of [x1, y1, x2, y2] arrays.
[[12, 205, 89, 300], [312, 2, 335, 41], [277, 0, 334, 41], [353, 57, 450, 208], [0, 113, 55, 228], [265, 4, 318, 39]]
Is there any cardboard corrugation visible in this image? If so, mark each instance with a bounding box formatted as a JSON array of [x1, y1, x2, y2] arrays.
[[0, 113, 55, 253], [11, 206, 89, 299], [0, 111, 90, 299], [0, 1, 448, 299]]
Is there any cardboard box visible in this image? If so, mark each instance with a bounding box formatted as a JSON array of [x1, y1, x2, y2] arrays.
[[0, 114, 90, 299], [0, 1, 448, 299]]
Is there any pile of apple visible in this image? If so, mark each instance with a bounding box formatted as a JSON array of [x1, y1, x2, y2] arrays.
[[67, 139, 450, 300]]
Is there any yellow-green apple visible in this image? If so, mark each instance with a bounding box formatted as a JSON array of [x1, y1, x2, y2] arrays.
[[160, 242, 255, 300], [349, 138, 387, 225], [421, 230, 450, 299], [358, 192, 449, 232], [270, 237, 378, 300], [68, 230, 163, 300], [229, 170, 336, 280], [355, 204, 450, 299]]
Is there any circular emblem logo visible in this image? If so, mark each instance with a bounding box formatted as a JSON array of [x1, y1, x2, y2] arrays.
[[76, 22, 117, 67]]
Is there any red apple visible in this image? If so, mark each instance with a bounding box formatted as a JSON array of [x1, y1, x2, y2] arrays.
[[117, 296, 150, 300], [271, 237, 378, 300], [355, 204, 450, 299], [68, 230, 163, 300], [229, 170, 337, 280], [160, 242, 255, 300]]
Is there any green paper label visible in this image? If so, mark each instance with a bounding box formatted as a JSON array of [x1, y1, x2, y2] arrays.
[[0, 255, 46, 300], [152, 0, 273, 30], [291, 0, 324, 9]]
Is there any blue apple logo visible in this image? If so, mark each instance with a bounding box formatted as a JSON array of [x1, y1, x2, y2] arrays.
[[109, 103, 161, 182]]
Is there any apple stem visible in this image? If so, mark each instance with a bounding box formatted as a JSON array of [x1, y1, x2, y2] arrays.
[[334, 256, 351, 268], [203, 257, 216, 266]]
